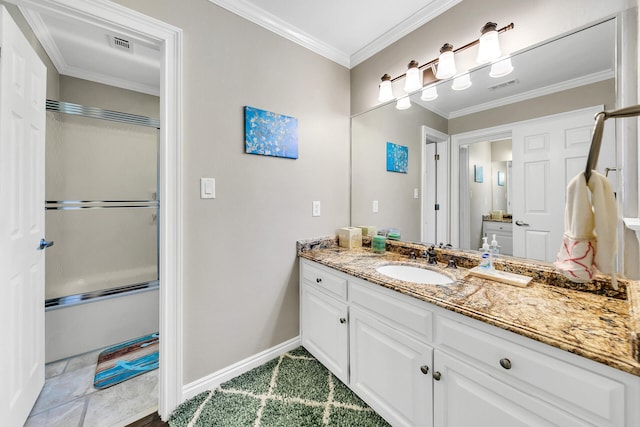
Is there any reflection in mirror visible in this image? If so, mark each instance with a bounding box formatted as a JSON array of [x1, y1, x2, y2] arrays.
[[351, 17, 617, 264]]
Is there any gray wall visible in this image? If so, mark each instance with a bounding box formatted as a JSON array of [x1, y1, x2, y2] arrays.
[[112, 0, 351, 384], [352, 103, 446, 241], [351, 0, 632, 115]]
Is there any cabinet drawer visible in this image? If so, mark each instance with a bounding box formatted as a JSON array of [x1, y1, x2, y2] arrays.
[[350, 279, 432, 342], [483, 221, 512, 232], [301, 260, 347, 300], [437, 317, 625, 427]]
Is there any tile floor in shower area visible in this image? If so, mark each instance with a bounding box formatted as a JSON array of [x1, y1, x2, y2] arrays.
[[25, 348, 158, 427]]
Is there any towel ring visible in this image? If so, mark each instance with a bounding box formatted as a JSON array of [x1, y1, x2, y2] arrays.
[[585, 104, 640, 183]]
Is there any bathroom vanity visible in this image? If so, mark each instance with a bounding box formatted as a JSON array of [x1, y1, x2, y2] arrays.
[[298, 238, 640, 427]]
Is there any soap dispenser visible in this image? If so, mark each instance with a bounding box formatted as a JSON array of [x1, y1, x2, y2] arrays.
[[490, 234, 500, 265], [479, 236, 491, 269]]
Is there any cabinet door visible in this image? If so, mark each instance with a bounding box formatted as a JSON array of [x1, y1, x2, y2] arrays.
[[300, 284, 349, 384], [350, 307, 433, 427], [433, 350, 590, 427]]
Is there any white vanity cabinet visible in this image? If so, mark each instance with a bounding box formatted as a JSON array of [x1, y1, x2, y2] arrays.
[[482, 220, 513, 256], [300, 261, 349, 384], [299, 258, 640, 427], [349, 279, 434, 427]]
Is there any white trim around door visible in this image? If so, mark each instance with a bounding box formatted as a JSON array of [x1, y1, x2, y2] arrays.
[[7, 0, 183, 419]]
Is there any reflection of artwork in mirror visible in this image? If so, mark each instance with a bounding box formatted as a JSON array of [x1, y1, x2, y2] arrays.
[[497, 171, 505, 186], [244, 106, 298, 159], [386, 142, 408, 173], [474, 165, 483, 183]]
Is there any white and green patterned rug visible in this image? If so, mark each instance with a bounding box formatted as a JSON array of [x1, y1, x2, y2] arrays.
[[168, 347, 390, 426]]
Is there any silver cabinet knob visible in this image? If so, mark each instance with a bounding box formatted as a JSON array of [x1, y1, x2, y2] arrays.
[[433, 371, 441, 381], [420, 365, 429, 375], [500, 358, 512, 370], [316, 277, 322, 283], [339, 317, 346, 324]]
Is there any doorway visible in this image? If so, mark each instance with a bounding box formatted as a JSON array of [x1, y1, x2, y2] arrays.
[[8, 0, 183, 419]]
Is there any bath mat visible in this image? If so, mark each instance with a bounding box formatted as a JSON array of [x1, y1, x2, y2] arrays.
[[168, 347, 390, 426], [94, 332, 159, 390]]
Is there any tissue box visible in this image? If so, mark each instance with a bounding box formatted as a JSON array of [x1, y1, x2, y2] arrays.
[[338, 227, 362, 249], [356, 225, 377, 237]]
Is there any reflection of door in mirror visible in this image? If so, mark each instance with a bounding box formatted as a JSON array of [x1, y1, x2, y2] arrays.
[[465, 139, 512, 251]]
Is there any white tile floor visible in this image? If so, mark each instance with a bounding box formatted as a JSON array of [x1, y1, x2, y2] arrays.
[[25, 348, 158, 427]]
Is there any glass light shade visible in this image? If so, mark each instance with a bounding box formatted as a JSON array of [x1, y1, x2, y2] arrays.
[[451, 72, 472, 91], [403, 60, 422, 93], [435, 48, 456, 79], [490, 56, 513, 78], [477, 29, 501, 63], [396, 96, 411, 110], [421, 85, 438, 101], [378, 75, 394, 102]]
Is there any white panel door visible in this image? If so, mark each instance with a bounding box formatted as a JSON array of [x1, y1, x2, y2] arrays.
[[511, 106, 614, 261], [0, 6, 47, 426], [423, 140, 448, 244]]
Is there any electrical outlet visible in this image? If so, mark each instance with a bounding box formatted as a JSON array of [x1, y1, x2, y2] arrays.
[[372, 200, 379, 213], [312, 201, 321, 217]]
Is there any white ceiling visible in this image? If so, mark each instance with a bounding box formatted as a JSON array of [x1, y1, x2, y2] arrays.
[[18, 0, 461, 96]]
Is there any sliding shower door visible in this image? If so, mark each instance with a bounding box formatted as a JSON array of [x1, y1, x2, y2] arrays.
[[45, 102, 159, 301]]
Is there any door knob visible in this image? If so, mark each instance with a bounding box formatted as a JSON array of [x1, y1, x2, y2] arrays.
[[420, 365, 429, 375], [38, 239, 54, 250], [515, 220, 530, 227]]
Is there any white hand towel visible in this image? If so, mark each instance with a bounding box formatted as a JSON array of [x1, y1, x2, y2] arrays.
[[554, 171, 618, 288]]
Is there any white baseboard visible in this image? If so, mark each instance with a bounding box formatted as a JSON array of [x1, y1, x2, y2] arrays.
[[181, 336, 301, 401]]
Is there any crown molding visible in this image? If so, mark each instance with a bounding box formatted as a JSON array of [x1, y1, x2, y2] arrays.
[[350, 0, 462, 68], [61, 64, 160, 96], [208, 0, 350, 67], [20, 7, 68, 73], [448, 69, 615, 119]]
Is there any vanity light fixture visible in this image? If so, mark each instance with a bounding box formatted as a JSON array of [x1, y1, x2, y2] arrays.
[[451, 72, 472, 90], [403, 60, 422, 92], [396, 95, 411, 110], [435, 44, 456, 79], [477, 22, 502, 63], [378, 73, 394, 102], [489, 56, 514, 78], [421, 84, 438, 101], [376, 22, 514, 105]]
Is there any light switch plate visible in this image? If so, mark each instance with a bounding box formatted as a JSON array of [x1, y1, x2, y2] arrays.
[[312, 201, 321, 217], [200, 178, 215, 199], [372, 200, 379, 213], [414, 188, 419, 199]]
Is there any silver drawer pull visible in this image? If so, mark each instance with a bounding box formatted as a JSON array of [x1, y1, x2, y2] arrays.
[[500, 358, 512, 370], [420, 365, 429, 375], [339, 317, 346, 324], [433, 371, 441, 381], [316, 277, 322, 283]]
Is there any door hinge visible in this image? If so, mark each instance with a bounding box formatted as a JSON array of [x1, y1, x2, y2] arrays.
[[434, 203, 440, 211], [434, 154, 440, 161]]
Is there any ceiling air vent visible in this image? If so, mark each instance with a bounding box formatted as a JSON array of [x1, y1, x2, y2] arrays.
[[108, 35, 133, 53], [488, 79, 519, 91]]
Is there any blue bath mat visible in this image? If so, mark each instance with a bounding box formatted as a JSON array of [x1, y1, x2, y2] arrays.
[[94, 332, 159, 390]]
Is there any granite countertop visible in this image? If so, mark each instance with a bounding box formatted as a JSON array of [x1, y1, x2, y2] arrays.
[[297, 237, 640, 377]]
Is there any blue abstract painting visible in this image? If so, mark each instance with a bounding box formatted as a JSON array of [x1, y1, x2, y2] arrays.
[[244, 106, 298, 159], [386, 142, 408, 173]]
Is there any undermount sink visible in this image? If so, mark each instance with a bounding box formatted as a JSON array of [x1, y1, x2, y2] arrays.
[[376, 265, 455, 285]]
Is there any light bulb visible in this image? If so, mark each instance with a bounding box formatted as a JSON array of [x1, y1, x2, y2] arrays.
[[421, 85, 438, 101], [490, 56, 513, 78], [378, 74, 394, 102], [452, 72, 472, 91], [477, 22, 502, 64], [435, 44, 456, 79], [396, 96, 411, 110], [403, 60, 422, 93]]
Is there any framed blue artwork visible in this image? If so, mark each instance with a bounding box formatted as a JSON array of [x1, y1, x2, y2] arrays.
[[386, 142, 408, 173], [244, 106, 298, 159]]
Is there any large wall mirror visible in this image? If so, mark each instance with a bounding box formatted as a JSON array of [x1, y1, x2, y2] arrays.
[[351, 17, 619, 264]]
